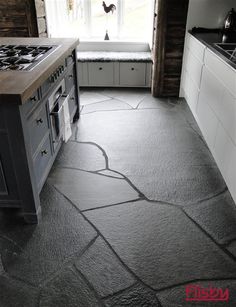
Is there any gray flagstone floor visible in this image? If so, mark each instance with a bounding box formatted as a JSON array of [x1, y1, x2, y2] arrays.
[[0, 88, 236, 306]]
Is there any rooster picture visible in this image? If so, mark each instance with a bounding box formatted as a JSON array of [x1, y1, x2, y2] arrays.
[[102, 1, 116, 14]]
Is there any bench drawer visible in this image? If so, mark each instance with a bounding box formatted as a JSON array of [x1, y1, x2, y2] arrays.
[[88, 62, 114, 86], [119, 63, 146, 86]]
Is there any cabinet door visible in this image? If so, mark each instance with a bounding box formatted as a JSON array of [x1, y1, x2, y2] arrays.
[[33, 135, 52, 191], [0, 135, 19, 203], [197, 92, 218, 149], [120, 63, 146, 86], [28, 102, 49, 155], [88, 62, 114, 86], [78, 62, 89, 86]]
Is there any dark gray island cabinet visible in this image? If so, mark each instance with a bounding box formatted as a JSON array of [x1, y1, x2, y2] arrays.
[[0, 37, 80, 223]]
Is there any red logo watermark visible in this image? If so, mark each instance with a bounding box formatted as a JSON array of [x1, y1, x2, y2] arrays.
[[185, 284, 229, 302]]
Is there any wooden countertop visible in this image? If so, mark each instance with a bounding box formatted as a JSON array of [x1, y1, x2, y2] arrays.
[[0, 37, 79, 105]]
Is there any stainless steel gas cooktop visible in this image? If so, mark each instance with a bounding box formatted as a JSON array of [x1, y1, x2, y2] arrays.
[[0, 44, 59, 71]]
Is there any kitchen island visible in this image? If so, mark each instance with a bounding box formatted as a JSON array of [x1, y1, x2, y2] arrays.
[[0, 37, 80, 223]]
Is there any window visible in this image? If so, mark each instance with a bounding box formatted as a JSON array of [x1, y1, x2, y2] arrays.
[[45, 0, 154, 41]]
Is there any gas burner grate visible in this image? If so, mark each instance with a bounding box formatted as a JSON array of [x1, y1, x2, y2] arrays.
[[0, 44, 59, 71]]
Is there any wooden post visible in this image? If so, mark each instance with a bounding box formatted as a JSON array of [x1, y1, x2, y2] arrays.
[[152, 0, 189, 97]]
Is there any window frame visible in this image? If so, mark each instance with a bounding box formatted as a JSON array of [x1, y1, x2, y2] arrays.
[[82, 0, 153, 40]]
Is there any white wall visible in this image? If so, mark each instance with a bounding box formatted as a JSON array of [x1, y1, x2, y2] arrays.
[[186, 0, 236, 30]]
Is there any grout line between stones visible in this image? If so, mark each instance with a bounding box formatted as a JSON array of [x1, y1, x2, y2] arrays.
[[81, 198, 143, 213], [182, 187, 228, 208], [38, 232, 99, 288], [50, 184, 158, 294], [101, 282, 140, 301], [73, 264, 105, 306], [181, 208, 236, 263]]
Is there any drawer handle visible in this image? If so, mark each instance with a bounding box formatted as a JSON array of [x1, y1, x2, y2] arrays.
[[41, 150, 48, 156], [30, 96, 37, 102], [99, 67, 103, 70], [131, 68, 135, 71], [36, 118, 43, 124]]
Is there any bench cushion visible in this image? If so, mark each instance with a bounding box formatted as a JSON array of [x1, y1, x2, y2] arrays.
[[77, 51, 152, 63]]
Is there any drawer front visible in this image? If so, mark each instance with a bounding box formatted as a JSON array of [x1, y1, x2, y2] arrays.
[[119, 63, 146, 86], [21, 90, 40, 117], [200, 66, 224, 118], [28, 103, 49, 155], [65, 65, 76, 95], [183, 70, 199, 115], [188, 35, 205, 62], [78, 62, 89, 86], [33, 135, 52, 188], [197, 93, 218, 149], [68, 86, 77, 121], [184, 49, 203, 88], [204, 48, 236, 96], [66, 52, 75, 67], [88, 62, 114, 86]]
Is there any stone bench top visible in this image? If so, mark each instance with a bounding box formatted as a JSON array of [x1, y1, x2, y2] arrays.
[[77, 51, 152, 63]]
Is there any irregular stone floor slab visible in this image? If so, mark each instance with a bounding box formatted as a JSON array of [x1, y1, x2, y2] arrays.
[[75, 236, 135, 297], [100, 88, 150, 108], [0, 89, 236, 306], [48, 168, 139, 211], [77, 108, 226, 204], [81, 98, 132, 114], [54, 141, 106, 171], [39, 266, 101, 307], [85, 200, 236, 289], [184, 192, 236, 245], [80, 90, 111, 105], [0, 184, 97, 286], [137, 96, 176, 110], [0, 275, 38, 307], [227, 241, 236, 258], [104, 283, 161, 307]]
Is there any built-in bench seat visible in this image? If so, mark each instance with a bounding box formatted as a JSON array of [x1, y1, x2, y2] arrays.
[[77, 51, 152, 87]]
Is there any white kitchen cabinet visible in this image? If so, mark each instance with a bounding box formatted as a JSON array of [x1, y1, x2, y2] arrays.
[[183, 33, 236, 205], [196, 92, 218, 149], [182, 70, 199, 114], [181, 34, 205, 115], [77, 61, 152, 87], [199, 66, 224, 118], [205, 48, 236, 97], [218, 89, 236, 145], [225, 145, 236, 202], [214, 122, 234, 179]]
